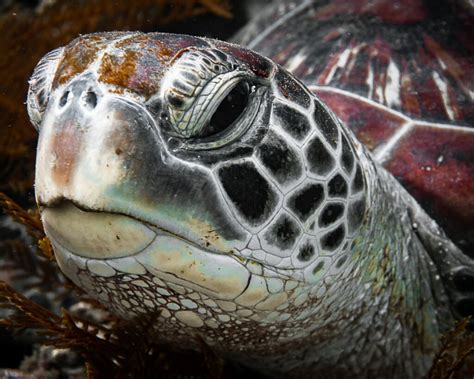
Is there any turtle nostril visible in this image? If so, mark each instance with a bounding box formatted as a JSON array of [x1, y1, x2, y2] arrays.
[[59, 91, 70, 107], [84, 91, 98, 109]]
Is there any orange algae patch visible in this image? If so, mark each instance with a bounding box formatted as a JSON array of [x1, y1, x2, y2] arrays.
[[155, 45, 174, 64], [54, 35, 103, 86], [98, 50, 139, 89]]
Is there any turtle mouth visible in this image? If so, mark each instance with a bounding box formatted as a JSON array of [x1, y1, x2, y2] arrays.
[[40, 199, 232, 259], [41, 199, 259, 300]]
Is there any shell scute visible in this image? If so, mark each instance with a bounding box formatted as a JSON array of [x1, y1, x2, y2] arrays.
[[385, 123, 474, 250]]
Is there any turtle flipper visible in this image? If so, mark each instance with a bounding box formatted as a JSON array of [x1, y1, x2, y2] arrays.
[[407, 203, 474, 322]]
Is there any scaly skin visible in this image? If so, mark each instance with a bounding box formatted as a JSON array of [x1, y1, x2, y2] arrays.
[[27, 32, 471, 378]]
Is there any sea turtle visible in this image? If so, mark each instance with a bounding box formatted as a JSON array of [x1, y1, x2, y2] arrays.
[[25, 0, 473, 378]]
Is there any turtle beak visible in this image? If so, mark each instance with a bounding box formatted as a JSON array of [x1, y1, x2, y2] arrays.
[[35, 75, 163, 259], [35, 75, 159, 209]]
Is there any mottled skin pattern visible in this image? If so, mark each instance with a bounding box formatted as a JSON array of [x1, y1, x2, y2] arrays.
[[26, 23, 472, 379]]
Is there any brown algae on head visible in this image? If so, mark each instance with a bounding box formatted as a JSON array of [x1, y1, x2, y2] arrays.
[[53, 35, 105, 86], [99, 50, 139, 91]]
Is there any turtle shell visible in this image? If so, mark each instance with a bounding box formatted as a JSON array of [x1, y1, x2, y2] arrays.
[[235, 0, 474, 257]]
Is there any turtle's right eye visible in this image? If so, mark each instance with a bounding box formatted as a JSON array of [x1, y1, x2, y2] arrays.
[[198, 80, 250, 139], [27, 47, 64, 130]]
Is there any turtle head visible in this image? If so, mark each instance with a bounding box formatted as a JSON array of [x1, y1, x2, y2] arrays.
[[28, 32, 368, 341]]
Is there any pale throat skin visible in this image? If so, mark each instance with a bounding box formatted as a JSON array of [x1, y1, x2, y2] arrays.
[[27, 32, 469, 378]]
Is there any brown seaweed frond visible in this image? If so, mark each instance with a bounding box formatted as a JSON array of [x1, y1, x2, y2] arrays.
[[0, 280, 226, 378], [0, 156, 34, 195], [428, 318, 474, 379], [0, 239, 36, 275], [0, 0, 232, 195], [0, 193, 63, 291], [0, 281, 119, 369], [0, 192, 43, 240], [37, 236, 55, 262], [0, 237, 62, 294]]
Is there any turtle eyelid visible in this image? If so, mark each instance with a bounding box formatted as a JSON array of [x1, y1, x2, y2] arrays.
[[27, 46, 65, 129]]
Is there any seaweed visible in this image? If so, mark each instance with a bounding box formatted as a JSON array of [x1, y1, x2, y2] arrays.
[[0, 274, 226, 378], [0, 192, 61, 294], [429, 318, 474, 379]]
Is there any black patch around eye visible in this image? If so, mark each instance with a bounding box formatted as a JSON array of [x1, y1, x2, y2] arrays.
[[319, 203, 344, 227], [265, 214, 301, 250], [256, 132, 302, 185], [348, 199, 366, 233], [218, 162, 277, 226], [313, 100, 338, 148], [273, 104, 311, 141], [352, 164, 364, 193], [297, 243, 315, 262], [145, 98, 162, 117], [321, 225, 345, 250], [288, 183, 325, 222], [328, 174, 348, 197], [306, 137, 335, 176], [341, 135, 355, 174]]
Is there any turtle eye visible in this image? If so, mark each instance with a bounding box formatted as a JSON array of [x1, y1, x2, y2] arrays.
[[199, 81, 250, 139], [27, 46, 64, 130], [161, 47, 267, 149]]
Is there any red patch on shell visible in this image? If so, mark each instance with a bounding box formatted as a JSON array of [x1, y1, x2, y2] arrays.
[[385, 124, 474, 247], [314, 0, 427, 24]]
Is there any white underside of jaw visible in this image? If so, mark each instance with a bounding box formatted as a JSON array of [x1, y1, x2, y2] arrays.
[[51, 233, 253, 301], [51, 234, 325, 331], [42, 202, 255, 301], [52, 232, 320, 322]]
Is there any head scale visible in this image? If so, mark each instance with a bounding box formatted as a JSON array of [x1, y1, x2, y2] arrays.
[[28, 32, 368, 352]]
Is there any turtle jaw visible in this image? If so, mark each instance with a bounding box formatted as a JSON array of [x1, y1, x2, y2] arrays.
[[41, 201, 158, 260], [41, 200, 252, 302]]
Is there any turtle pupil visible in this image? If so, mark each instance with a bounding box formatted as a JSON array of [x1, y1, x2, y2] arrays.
[[200, 81, 249, 138]]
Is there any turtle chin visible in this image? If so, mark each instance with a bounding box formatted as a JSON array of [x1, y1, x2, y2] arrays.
[[41, 200, 252, 305]]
